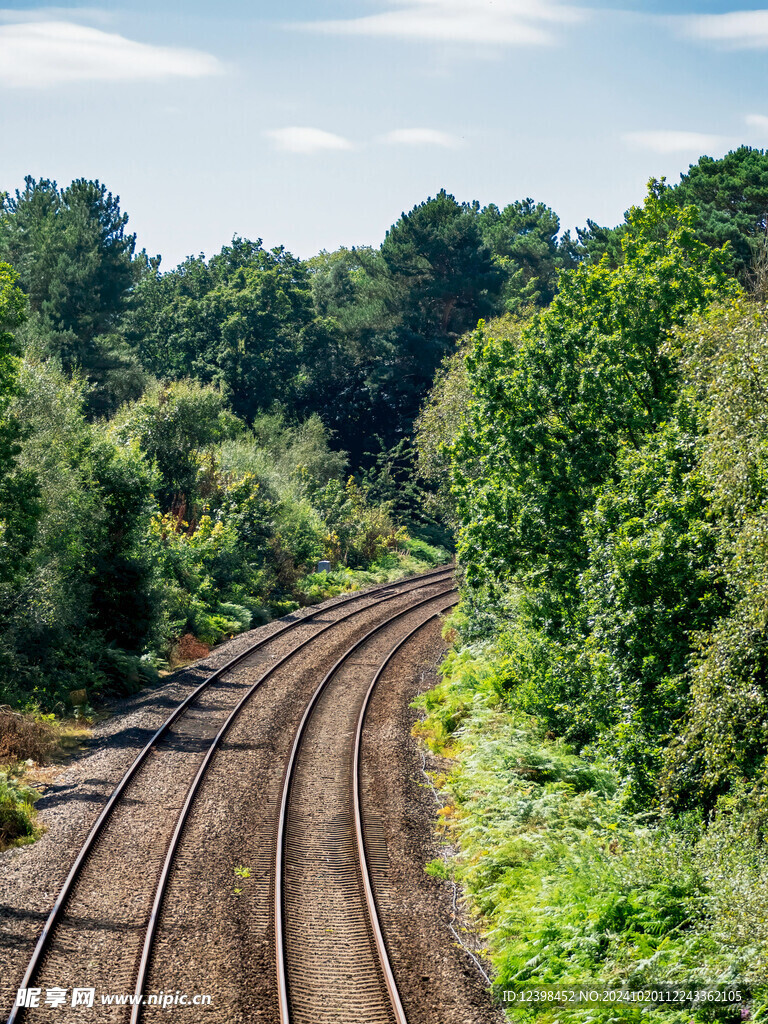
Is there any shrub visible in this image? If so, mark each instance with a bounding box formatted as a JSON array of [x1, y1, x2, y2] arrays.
[[0, 771, 39, 848], [415, 639, 768, 1022], [0, 706, 57, 763]]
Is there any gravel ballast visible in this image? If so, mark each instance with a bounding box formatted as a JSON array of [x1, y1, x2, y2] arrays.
[[0, 569, 503, 1023]]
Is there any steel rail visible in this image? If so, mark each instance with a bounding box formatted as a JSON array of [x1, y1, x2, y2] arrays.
[[129, 576, 454, 1023], [274, 587, 458, 1024], [352, 601, 458, 1024], [7, 564, 453, 1024]]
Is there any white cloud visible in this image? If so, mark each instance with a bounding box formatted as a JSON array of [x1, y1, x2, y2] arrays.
[[297, 0, 585, 48], [746, 113, 768, 133], [264, 127, 355, 154], [679, 9, 768, 48], [622, 130, 729, 154], [0, 8, 112, 25], [381, 128, 463, 148], [0, 21, 221, 87]]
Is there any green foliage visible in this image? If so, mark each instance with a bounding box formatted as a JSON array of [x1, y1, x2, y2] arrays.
[[151, 513, 247, 647], [575, 148, 768, 289], [478, 199, 575, 311], [292, 191, 511, 461], [401, 534, 449, 565], [111, 379, 243, 509], [334, 190, 503, 456], [452, 181, 736, 606], [219, 411, 347, 496], [467, 428, 722, 809], [0, 770, 39, 848], [675, 147, 768, 285], [660, 300, 768, 807], [573, 423, 724, 805], [357, 436, 451, 546], [1, 357, 159, 705], [440, 195, 768, 821], [3, 154, 764, 753], [146, 451, 279, 647], [0, 177, 150, 417], [294, 535, 448, 604], [312, 476, 401, 567], [416, 162, 768, 1020], [414, 346, 469, 499], [0, 177, 139, 346], [573, 218, 628, 268], [415, 314, 525, 524], [416, 643, 768, 1021], [380, 190, 501, 341], [122, 238, 335, 423], [0, 263, 40, 606]]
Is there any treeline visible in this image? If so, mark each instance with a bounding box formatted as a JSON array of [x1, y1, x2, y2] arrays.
[[0, 179, 575, 461], [0, 147, 765, 715], [415, 146, 768, 1016], [0, 172, 576, 711], [7, 151, 764, 458], [0, 163, 592, 710]]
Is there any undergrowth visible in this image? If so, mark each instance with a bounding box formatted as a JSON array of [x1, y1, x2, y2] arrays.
[[414, 634, 768, 1023], [294, 538, 450, 604], [0, 706, 58, 764], [0, 771, 40, 849], [0, 705, 95, 852], [0, 540, 449, 852]]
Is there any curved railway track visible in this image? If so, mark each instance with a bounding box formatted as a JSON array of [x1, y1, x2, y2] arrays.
[[6, 566, 456, 1024], [276, 592, 458, 1024]]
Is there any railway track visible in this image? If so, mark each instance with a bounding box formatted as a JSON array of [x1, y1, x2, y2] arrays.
[[276, 592, 458, 1024], [6, 567, 456, 1024]]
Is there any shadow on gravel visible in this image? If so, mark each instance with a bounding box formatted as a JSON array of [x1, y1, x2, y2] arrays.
[[0, 905, 49, 938], [36, 782, 111, 810], [100, 725, 159, 749], [0, 904, 136, 937], [100, 673, 206, 721]]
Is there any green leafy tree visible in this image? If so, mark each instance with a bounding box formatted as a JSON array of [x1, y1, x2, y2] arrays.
[[573, 218, 628, 267], [415, 314, 526, 524], [0, 177, 143, 355], [322, 190, 503, 458], [0, 176, 152, 417], [122, 252, 214, 380], [577, 423, 722, 805], [110, 380, 243, 510], [3, 357, 158, 704], [123, 238, 337, 423], [0, 264, 39, 601], [478, 198, 570, 310], [574, 148, 768, 284], [379, 190, 501, 343], [675, 146, 768, 284], [452, 182, 736, 605], [663, 300, 768, 807], [414, 346, 469, 521]]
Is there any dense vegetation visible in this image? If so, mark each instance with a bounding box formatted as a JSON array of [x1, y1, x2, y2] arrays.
[[0, 164, 651, 713], [1, 178, 514, 713], [4, 142, 768, 991], [0, 165, 607, 713], [415, 147, 768, 1019]]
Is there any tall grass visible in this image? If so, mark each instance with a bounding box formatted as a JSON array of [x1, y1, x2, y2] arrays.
[[415, 635, 768, 1022], [0, 771, 39, 849]]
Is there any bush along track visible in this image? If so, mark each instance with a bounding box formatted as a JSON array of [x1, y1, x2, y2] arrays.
[[0, 706, 97, 851], [412, 180, 768, 1023], [0, 771, 39, 850], [415, 638, 768, 1023]]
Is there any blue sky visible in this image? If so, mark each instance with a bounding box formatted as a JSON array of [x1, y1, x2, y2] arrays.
[[0, 1, 766, 266]]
